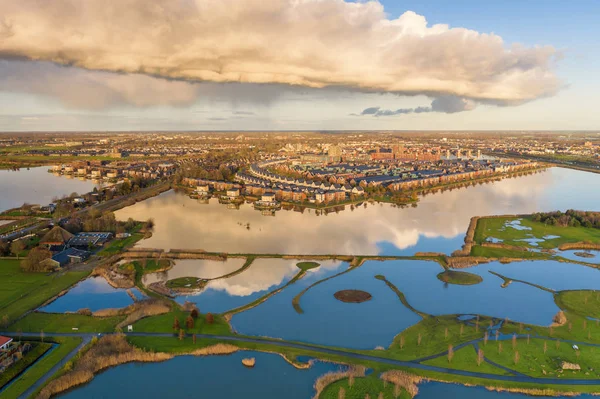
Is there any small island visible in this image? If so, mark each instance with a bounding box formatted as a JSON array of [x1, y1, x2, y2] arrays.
[[334, 289, 372, 303], [296, 261, 320, 270], [437, 270, 483, 285]]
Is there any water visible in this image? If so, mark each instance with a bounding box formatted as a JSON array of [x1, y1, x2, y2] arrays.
[[559, 250, 600, 264], [58, 351, 345, 399], [142, 258, 247, 286], [115, 168, 600, 256], [40, 277, 143, 313], [0, 167, 100, 212], [170, 258, 339, 314], [231, 260, 422, 349], [232, 259, 571, 348]]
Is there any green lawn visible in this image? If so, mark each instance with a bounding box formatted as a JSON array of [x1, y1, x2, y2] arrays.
[[0, 259, 88, 323], [0, 337, 82, 399], [8, 312, 124, 333], [485, 338, 600, 379], [470, 245, 552, 260], [474, 216, 600, 250], [132, 309, 231, 336], [423, 344, 507, 375]]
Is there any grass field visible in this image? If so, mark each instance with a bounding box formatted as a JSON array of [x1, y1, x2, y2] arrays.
[[0, 259, 88, 323], [8, 312, 124, 333], [422, 344, 507, 375], [0, 337, 82, 399], [132, 309, 231, 336], [474, 216, 600, 250]]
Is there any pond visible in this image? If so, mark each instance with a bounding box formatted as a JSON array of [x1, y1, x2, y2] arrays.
[[170, 258, 342, 314], [229, 258, 600, 349], [39, 277, 144, 313], [141, 258, 247, 286], [57, 351, 346, 399], [0, 167, 100, 212], [559, 250, 600, 264], [115, 167, 600, 256]]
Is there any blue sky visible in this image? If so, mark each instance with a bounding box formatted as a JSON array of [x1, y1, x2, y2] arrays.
[[0, 0, 598, 131]]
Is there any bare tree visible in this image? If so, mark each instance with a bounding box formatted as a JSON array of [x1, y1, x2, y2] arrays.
[[512, 334, 517, 350], [173, 317, 180, 330], [543, 341, 547, 354], [417, 333, 422, 346], [448, 345, 454, 363], [514, 351, 520, 365], [399, 335, 405, 350], [477, 349, 484, 366], [444, 327, 448, 339], [555, 339, 560, 349], [338, 387, 345, 399], [484, 332, 488, 346], [178, 329, 185, 341], [498, 342, 503, 354]]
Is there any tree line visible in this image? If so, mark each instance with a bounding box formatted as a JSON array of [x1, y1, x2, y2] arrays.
[[532, 210, 600, 229]]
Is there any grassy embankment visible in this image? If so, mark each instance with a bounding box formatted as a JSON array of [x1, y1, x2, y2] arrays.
[[8, 313, 124, 334], [0, 259, 89, 324], [96, 226, 146, 257], [0, 337, 82, 399]]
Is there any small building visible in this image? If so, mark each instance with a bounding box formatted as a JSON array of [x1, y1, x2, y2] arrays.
[[68, 232, 113, 249], [0, 336, 14, 350], [41, 247, 91, 269], [226, 188, 240, 198], [196, 185, 210, 194]]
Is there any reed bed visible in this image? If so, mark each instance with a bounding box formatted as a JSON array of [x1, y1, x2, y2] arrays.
[[37, 335, 173, 399], [558, 242, 600, 251], [312, 366, 366, 399], [380, 370, 423, 398], [190, 343, 239, 356]]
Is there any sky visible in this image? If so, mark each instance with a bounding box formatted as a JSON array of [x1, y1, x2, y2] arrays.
[[0, 0, 598, 132]]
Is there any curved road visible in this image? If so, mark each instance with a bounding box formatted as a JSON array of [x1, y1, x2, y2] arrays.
[[4, 330, 600, 399]]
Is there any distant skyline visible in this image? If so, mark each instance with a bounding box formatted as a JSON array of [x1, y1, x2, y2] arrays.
[[0, 0, 598, 132]]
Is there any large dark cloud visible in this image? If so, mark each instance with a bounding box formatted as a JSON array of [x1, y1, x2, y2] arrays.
[[0, 0, 561, 109]]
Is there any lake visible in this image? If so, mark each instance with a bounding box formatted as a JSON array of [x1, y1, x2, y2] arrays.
[[40, 277, 144, 313], [0, 167, 100, 212], [58, 351, 346, 399], [115, 167, 600, 256]]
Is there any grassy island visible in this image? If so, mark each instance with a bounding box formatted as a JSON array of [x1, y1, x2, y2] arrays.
[[296, 261, 320, 270], [333, 289, 372, 303], [437, 270, 483, 285]]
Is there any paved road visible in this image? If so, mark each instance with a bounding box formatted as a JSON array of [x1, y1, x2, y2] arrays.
[[4, 330, 600, 397]]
